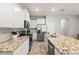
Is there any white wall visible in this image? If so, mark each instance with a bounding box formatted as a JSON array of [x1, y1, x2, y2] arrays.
[[46, 15, 79, 38], [46, 17, 56, 34]]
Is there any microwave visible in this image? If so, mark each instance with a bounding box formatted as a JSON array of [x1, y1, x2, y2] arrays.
[[24, 20, 30, 28]]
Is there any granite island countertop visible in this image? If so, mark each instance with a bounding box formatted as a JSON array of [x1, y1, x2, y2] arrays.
[[47, 34, 79, 54], [0, 36, 28, 52]]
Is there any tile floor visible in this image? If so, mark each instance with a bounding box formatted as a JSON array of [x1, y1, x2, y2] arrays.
[[28, 41, 47, 55]]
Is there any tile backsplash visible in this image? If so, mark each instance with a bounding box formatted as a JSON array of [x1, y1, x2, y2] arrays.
[[0, 28, 27, 43]]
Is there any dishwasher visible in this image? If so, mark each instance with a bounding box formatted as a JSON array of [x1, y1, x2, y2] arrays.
[[48, 40, 55, 55]]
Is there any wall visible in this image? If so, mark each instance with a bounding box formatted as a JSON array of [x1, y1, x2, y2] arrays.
[[46, 15, 79, 38], [46, 16, 56, 34]]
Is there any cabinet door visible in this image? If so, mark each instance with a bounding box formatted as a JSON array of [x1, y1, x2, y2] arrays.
[[13, 37, 29, 55], [27, 37, 29, 53], [37, 18, 45, 24], [33, 33, 37, 40], [25, 10, 30, 22], [44, 34, 48, 52], [13, 44, 23, 55], [0, 3, 13, 27], [13, 4, 25, 28], [22, 39, 28, 55], [21, 37, 29, 55]]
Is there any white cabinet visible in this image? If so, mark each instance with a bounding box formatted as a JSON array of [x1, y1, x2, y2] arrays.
[[30, 19, 37, 28], [26, 37, 29, 54], [13, 4, 25, 28], [25, 10, 30, 23], [37, 18, 45, 24], [22, 37, 29, 55], [13, 4, 30, 28], [13, 44, 23, 55], [13, 37, 29, 55], [0, 3, 30, 28], [33, 33, 37, 40], [44, 34, 48, 53], [0, 3, 13, 27], [22, 40, 27, 55]]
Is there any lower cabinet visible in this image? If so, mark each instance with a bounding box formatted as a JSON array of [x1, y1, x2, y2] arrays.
[[33, 32, 37, 40], [13, 44, 23, 55], [22, 37, 29, 55], [44, 34, 48, 53], [13, 37, 29, 55]]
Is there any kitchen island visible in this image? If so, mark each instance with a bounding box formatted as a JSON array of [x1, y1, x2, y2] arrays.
[[0, 36, 29, 55], [45, 33, 79, 55]]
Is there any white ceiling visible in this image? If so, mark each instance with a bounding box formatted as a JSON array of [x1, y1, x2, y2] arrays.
[[19, 3, 79, 16]]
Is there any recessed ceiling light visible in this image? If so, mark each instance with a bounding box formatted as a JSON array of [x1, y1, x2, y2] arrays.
[[52, 8, 55, 12], [35, 8, 39, 12]]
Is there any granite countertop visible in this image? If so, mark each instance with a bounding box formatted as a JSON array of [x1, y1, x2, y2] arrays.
[[47, 34, 79, 54], [0, 36, 28, 52]]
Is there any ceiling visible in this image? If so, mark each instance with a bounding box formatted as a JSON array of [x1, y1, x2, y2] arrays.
[[19, 3, 79, 16]]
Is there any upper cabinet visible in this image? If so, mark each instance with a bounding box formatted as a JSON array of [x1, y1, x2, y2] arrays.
[[25, 9, 30, 23], [13, 4, 30, 28], [0, 3, 30, 28], [13, 4, 25, 28], [0, 3, 13, 28], [37, 18, 45, 24]]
